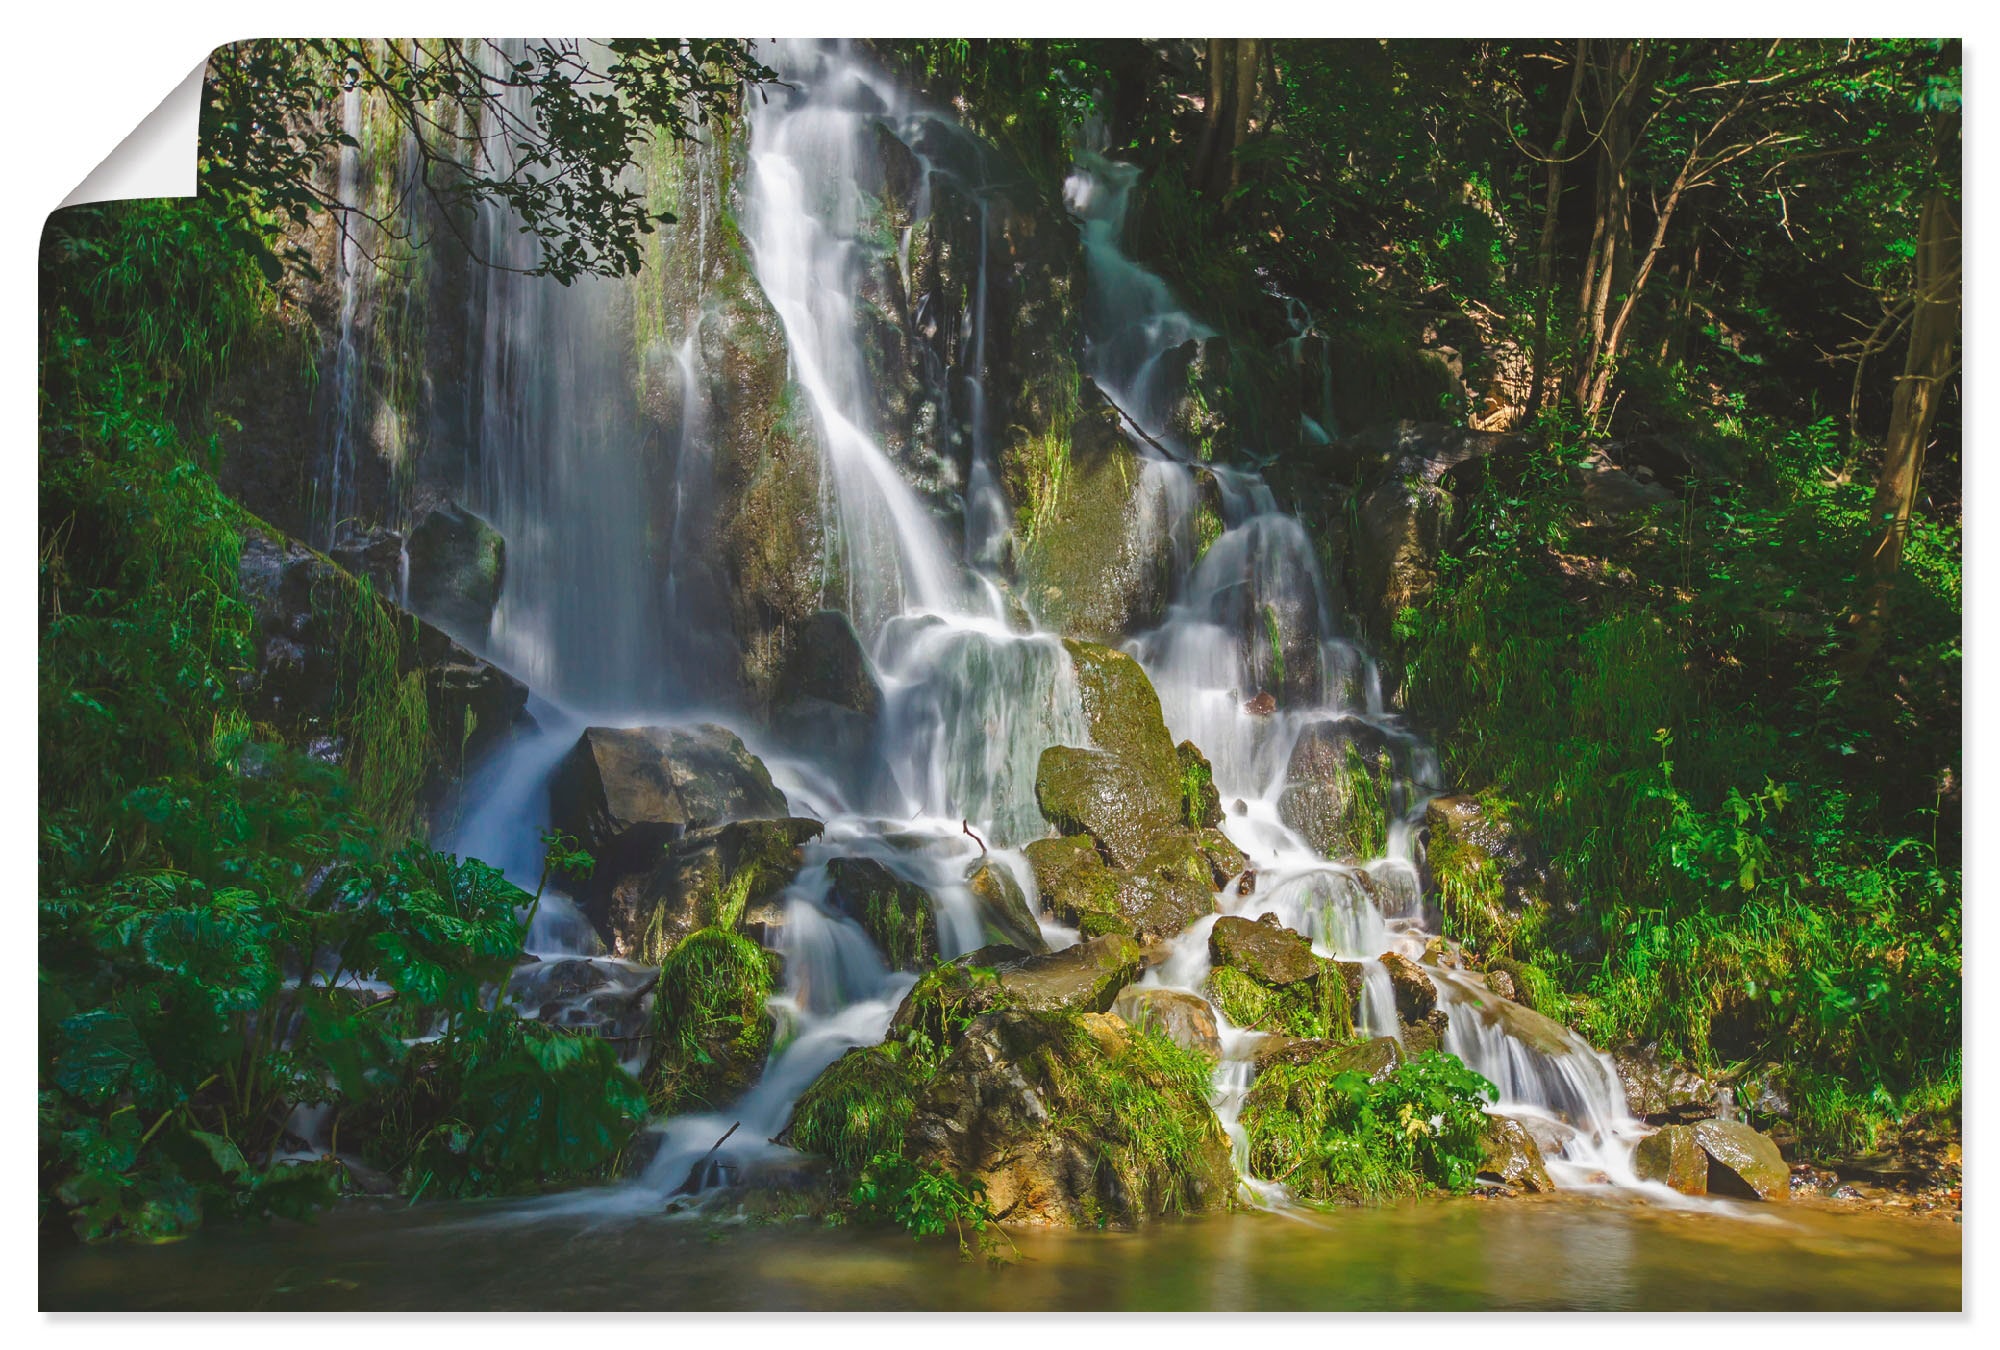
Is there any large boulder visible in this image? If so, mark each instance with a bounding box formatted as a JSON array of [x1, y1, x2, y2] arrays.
[[1023, 832, 1216, 941], [825, 856, 939, 972], [1277, 717, 1400, 862], [1015, 398, 1178, 644], [1692, 1120, 1790, 1201], [1340, 422, 1527, 641], [1614, 1043, 1724, 1125], [1036, 746, 1179, 868], [905, 1008, 1236, 1227], [548, 724, 788, 881], [1635, 1123, 1710, 1195], [996, 934, 1144, 1015], [768, 610, 888, 789], [1476, 1115, 1555, 1193], [599, 817, 823, 962], [964, 858, 1049, 954], [1205, 914, 1351, 1040], [1112, 987, 1222, 1060], [405, 500, 505, 639]]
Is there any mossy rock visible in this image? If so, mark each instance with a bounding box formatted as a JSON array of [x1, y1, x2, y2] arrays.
[[1016, 401, 1174, 643], [645, 927, 778, 1114], [1023, 833, 1216, 942], [1276, 717, 1399, 862], [1205, 914, 1353, 1041], [1059, 638, 1180, 782], [825, 856, 939, 972], [776, 1042, 925, 1174], [405, 500, 505, 639], [1379, 952, 1438, 1023], [1112, 987, 1222, 1060], [1035, 745, 1181, 868], [964, 857, 1049, 954], [1477, 1115, 1555, 1193], [887, 957, 1014, 1049], [996, 933, 1144, 1015], [1635, 1123, 1709, 1195], [906, 1008, 1236, 1227], [1424, 792, 1564, 959], [603, 816, 823, 963], [1176, 740, 1223, 829], [548, 723, 789, 884]]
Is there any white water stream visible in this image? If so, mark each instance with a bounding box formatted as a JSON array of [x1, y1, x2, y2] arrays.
[[396, 40, 1668, 1212]]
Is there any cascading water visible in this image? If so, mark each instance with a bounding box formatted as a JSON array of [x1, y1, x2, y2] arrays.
[[1063, 146, 1660, 1198]]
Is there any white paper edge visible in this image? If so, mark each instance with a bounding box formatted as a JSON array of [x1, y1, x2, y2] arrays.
[[59, 59, 207, 207]]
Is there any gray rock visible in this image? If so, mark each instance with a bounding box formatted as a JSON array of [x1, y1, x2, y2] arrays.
[[996, 934, 1144, 1015], [1112, 987, 1222, 1059]]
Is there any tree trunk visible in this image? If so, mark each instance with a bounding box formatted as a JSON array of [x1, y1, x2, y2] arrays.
[[1844, 185, 1961, 670], [1194, 39, 1262, 199], [1573, 40, 1643, 412], [1528, 42, 1586, 423]]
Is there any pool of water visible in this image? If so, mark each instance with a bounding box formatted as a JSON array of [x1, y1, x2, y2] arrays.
[[41, 1191, 1961, 1311]]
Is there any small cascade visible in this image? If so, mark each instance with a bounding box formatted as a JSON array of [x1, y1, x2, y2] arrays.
[[1060, 147, 1657, 1200], [316, 82, 366, 547]]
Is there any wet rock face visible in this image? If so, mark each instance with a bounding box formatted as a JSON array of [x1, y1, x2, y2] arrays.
[[1614, 1043, 1724, 1125], [599, 817, 824, 962], [1252, 1034, 1403, 1080], [237, 526, 529, 809], [904, 1008, 1236, 1228], [995, 934, 1144, 1015], [548, 723, 789, 883], [405, 500, 505, 639], [1112, 988, 1221, 1060], [1175, 741, 1223, 829], [1422, 793, 1573, 957], [1015, 401, 1177, 643], [1277, 716, 1400, 863], [1477, 1115, 1555, 1193], [1693, 1120, 1791, 1201], [963, 858, 1049, 954], [1339, 421, 1528, 642], [1023, 833, 1216, 942], [1379, 952, 1438, 1023], [1211, 913, 1323, 985], [1026, 639, 1228, 942], [825, 856, 940, 972], [1635, 1123, 1710, 1195]]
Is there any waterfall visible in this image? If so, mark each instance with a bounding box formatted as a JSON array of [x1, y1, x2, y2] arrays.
[[390, 39, 1660, 1213]]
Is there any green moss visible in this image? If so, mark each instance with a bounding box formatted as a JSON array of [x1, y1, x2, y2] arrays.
[[646, 927, 777, 1113], [783, 1043, 925, 1174], [1036, 1017, 1238, 1219], [1176, 741, 1221, 829], [1206, 964, 1351, 1040]]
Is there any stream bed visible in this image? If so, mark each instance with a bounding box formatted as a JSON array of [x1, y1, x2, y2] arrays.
[[42, 1194, 1960, 1311]]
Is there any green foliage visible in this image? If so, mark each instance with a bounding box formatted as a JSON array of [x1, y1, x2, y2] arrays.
[[202, 39, 775, 285], [850, 1152, 999, 1259], [1242, 1050, 1496, 1205], [1401, 404, 1959, 1153]]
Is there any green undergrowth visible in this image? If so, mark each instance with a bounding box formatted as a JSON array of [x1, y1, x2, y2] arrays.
[[40, 199, 641, 1244], [1206, 964, 1352, 1041], [1400, 410, 1961, 1155], [1241, 1050, 1495, 1205]]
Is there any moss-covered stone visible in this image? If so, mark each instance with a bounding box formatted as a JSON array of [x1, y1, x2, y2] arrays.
[[1024, 833, 1215, 941], [1015, 396, 1175, 643], [1112, 987, 1222, 1059], [1176, 740, 1223, 829], [645, 927, 778, 1114], [1476, 1115, 1555, 1193], [776, 1042, 926, 1173], [906, 1008, 1236, 1227], [1277, 717, 1399, 862], [405, 500, 505, 639], [604, 816, 823, 963], [1424, 791, 1565, 961], [1035, 746, 1178, 867], [1635, 1123, 1709, 1195], [1060, 638, 1180, 780], [996, 933, 1144, 1014], [825, 856, 939, 972], [1205, 914, 1352, 1040]]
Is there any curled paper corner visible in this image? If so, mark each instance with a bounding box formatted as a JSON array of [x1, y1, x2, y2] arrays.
[[60, 59, 208, 208]]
